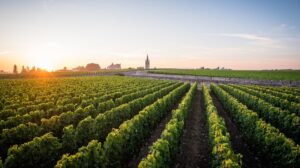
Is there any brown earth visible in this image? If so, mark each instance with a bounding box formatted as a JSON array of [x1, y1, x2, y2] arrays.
[[126, 88, 266, 168], [210, 92, 263, 168], [174, 90, 211, 168], [126, 106, 174, 168], [126, 88, 187, 168]]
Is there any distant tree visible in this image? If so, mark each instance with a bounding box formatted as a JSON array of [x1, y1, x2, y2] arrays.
[[31, 66, 36, 73], [72, 66, 85, 71], [21, 66, 27, 74], [13, 64, 18, 74]]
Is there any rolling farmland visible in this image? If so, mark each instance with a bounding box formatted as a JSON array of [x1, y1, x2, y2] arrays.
[[0, 76, 299, 168], [149, 69, 300, 81]]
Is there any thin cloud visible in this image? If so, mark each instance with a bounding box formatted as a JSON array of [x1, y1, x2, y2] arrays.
[[0, 51, 12, 55], [221, 33, 272, 42], [277, 24, 295, 31], [220, 33, 284, 48]]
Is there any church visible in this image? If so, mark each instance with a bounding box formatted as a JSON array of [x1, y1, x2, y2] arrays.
[[145, 54, 150, 69]]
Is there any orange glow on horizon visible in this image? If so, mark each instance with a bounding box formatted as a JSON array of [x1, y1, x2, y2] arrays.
[[32, 57, 55, 72]]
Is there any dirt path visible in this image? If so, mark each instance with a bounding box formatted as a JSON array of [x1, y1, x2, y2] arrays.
[[210, 92, 263, 168], [126, 109, 173, 167], [174, 90, 211, 168]]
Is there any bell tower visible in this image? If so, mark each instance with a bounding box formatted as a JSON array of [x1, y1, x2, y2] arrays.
[[145, 54, 150, 70]]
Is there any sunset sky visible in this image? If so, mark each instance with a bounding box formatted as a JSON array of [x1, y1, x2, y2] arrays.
[[0, 0, 300, 71]]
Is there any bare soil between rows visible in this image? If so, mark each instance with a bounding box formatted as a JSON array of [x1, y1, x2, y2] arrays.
[[210, 92, 264, 168], [126, 88, 269, 168], [126, 104, 174, 168], [126, 88, 187, 168], [174, 89, 211, 168]]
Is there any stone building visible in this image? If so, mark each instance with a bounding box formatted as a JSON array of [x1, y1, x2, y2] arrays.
[[107, 63, 121, 69]]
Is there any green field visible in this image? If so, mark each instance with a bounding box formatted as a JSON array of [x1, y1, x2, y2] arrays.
[[0, 76, 299, 167], [149, 69, 300, 81]]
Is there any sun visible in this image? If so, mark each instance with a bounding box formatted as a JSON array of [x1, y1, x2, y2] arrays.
[[24, 42, 62, 72], [38, 61, 54, 71], [34, 57, 55, 71]]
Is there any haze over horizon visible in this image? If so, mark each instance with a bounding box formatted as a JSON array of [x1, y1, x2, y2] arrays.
[[0, 0, 300, 72]]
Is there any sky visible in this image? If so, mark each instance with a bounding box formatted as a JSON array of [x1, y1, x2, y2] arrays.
[[0, 0, 300, 71]]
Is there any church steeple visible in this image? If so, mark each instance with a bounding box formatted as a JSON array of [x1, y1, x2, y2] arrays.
[[145, 54, 150, 70]]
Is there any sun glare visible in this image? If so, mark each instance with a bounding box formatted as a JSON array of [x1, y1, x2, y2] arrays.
[[33, 57, 55, 71], [24, 43, 62, 71], [37, 61, 54, 71]]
